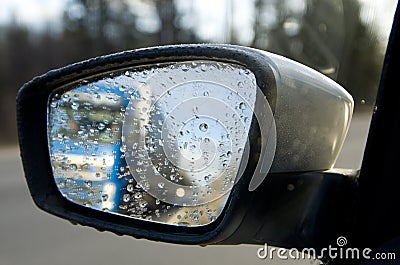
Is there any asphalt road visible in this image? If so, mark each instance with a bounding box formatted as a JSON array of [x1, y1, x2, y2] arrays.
[[0, 113, 371, 265]]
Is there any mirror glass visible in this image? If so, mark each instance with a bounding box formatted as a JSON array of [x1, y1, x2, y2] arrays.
[[47, 61, 257, 226]]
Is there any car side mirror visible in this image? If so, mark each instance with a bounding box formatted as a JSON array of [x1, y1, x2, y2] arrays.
[[17, 44, 355, 249]]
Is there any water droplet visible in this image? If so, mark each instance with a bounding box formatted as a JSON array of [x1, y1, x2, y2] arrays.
[[182, 65, 189, 72], [123, 193, 130, 202], [203, 91, 209, 96], [158, 182, 165, 189], [176, 188, 185, 197], [71, 102, 79, 110], [84, 180, 92, 187], [239, 102, 246, 110], [120, 145, 126, 153], [141, 71, 148, 77], [127, 184, 134, 192], [287, 184, 295, 191], [361, 99, 366, 104], [58, 180, 66, 188], [98, 122, 105, 130], [139, 201, 148, 208], [199, 123, 208, 132]]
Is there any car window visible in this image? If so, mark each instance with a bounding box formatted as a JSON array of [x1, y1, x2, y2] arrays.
[[0, 0, 397, 168], [0, 1, 397, 265]]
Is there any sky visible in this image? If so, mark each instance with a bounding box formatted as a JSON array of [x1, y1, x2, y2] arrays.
[[358, 0, 398, 39], [0, 0, 255, 43], [0, 0, 397, 44], [0, 0, 64, 31]]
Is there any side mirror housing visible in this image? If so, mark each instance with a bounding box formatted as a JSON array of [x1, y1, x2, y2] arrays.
[[17, 44, 355, 249]]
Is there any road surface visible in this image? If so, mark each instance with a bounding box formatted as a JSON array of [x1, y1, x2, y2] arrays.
[[0, 113, 371, 265]]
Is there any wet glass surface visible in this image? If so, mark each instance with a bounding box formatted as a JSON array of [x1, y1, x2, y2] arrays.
[[47, 61, 257, 226]]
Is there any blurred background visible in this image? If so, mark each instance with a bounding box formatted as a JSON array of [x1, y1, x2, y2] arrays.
[[0, 0, 397, 264], [0, 0, 397, 145]]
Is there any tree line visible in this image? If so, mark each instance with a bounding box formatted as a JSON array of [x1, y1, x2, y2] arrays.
[[0, 0, 385, 144]]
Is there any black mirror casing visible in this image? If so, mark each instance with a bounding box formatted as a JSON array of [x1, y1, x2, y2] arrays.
[[17, 44, 357, 249]]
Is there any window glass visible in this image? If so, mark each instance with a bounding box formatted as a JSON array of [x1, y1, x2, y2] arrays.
[[0, 1, 397, 265]]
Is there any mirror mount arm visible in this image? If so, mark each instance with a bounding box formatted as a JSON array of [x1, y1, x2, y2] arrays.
[[220, 169, 359, 251]]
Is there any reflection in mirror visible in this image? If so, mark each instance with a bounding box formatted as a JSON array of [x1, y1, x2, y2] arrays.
[[47, 61, 257, 226]]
